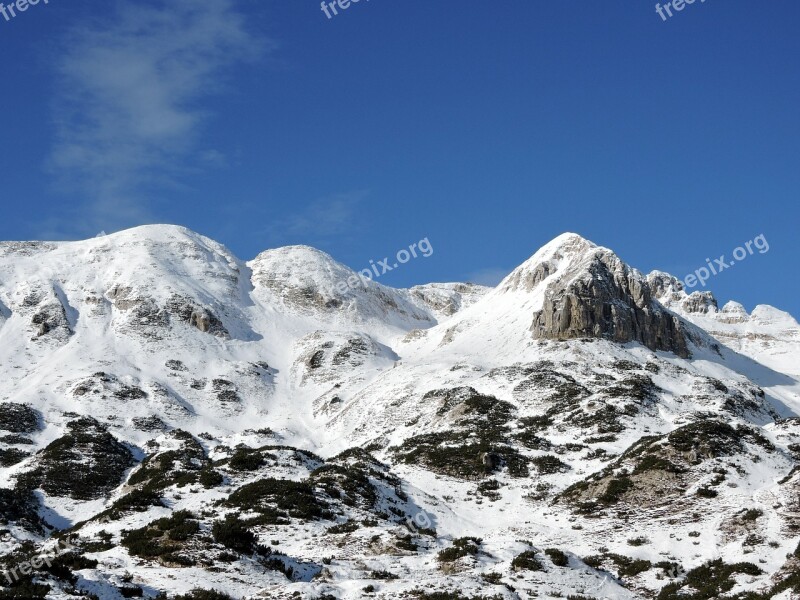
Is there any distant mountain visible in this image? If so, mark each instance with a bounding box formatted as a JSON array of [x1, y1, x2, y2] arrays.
[[0, 225, 798, 600]]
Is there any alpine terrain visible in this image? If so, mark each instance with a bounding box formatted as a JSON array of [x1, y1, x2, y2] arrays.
[[0, 225, 798, 600]]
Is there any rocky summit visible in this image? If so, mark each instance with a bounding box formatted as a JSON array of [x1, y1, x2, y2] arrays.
[[0, 225, 799, 600]]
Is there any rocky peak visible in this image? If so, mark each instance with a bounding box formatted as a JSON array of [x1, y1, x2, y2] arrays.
[[518, 235, 693, 358], [647, 271, 719, 315]]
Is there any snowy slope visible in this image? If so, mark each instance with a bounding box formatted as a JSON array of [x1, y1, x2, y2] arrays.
[[0, 225, 798, 600]]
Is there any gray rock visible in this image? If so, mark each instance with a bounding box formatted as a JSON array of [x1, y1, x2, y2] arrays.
[[529, 249, 692, 358]]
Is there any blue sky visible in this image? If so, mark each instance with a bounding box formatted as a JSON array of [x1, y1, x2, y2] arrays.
[[1, 0, 798, 315]]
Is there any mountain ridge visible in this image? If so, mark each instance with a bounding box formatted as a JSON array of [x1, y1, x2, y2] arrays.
[[0, 225, 798, 600]]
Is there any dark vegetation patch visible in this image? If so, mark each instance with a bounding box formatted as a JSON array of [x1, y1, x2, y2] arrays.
[[0, 435, 34, 445], [175, 589, 236, 600], [0, 448, 30, 467], [227, 448, 266, 472], [131, 415, 168, 432], [530, 455, 571, 475], [310, 463, 377, 509], [91, 488, 167, 522], [393, 388, 530, 479], [476, 478, 502, 501], [409, 591, 504, 600], [655, 559, 763, 599], [545, 548, 569, 567], [667, 421, 774, 459], [560, 419, 770, 514], [17, 417, 135, 501], [121, 510, 202, 567], [0, 539, 99, 599], [128, 430, 221, 492], [393, 430, 528, 480], [583, 553, 652, 579], [0, 488, 44, 533], [0, 403, 40, 433], [437, 537, 482, 563], [511, 550, 544, 571], [212, 513, 257, 554], [602, 374, 659, 404], [225, 478, 333, 524]]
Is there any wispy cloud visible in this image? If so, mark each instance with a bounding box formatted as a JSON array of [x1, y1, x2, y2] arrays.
[[47, 0, 266, 235], [266, 190, 370, 244]]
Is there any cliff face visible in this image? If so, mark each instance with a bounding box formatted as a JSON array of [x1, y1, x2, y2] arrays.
[[523, 236, 692, 357]]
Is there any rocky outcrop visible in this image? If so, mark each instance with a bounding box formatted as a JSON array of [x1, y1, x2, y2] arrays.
[[407, 282, 489, 319], [0, 297, 9, 329], [165, 294, 228, 337], [529, 244, 693, 358], [648, 271, 718, 314], [106, 285, 228, 337], [12, 285, 74, 340]]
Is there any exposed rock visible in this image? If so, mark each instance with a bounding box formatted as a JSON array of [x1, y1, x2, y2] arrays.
[[528, 239, 692, 358], [648, 271, 718, 314], [407, 282, 489, 318], [165, 294, 228, 337]]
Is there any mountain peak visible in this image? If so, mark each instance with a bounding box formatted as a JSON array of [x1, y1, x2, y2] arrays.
[[499, 233, 610, 294], [494, 233, 695, 357]]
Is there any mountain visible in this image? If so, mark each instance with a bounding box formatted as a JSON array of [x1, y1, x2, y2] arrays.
[[0, 225, 798, 600]]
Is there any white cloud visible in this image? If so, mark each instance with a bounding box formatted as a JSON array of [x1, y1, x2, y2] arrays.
[[47, 0, 266, 234]]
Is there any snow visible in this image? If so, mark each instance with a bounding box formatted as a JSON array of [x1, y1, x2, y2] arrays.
[[0, 225, 798, 599]]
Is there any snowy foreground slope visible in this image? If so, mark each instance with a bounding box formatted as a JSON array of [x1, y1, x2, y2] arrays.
[[0, 225, 798, 600]]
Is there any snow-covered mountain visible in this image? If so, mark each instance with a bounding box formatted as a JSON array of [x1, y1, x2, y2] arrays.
[[0, 225, 798, 600]]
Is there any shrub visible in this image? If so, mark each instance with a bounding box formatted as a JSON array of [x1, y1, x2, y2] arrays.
[[17, 417, 135, 501], [741, 508, 763, 522], [0, 403, 40, 433], [228, 449, 265, 472], [198, 469, 224, 488], [545, 548, 569, 567], [121, 510, 200, 566], [607, 554, 652, 578], [212, 514, 256, 554], [0, 579, 51, 600], [437, 537, 482, 563], [656, 559, 762, 599], [599, 477, 633, 504], [369, 569, 398, 579], [511, 550, 544, 571], [531, 455, 571, 475], [696, 487, 718, 498], [627, 536, 649, 547], [311, 463, 377, 508], [0, 448, 30, 467], [327, 521, 359, 535], [174, 590, 236, 600], [226, 478, 331, 523]]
